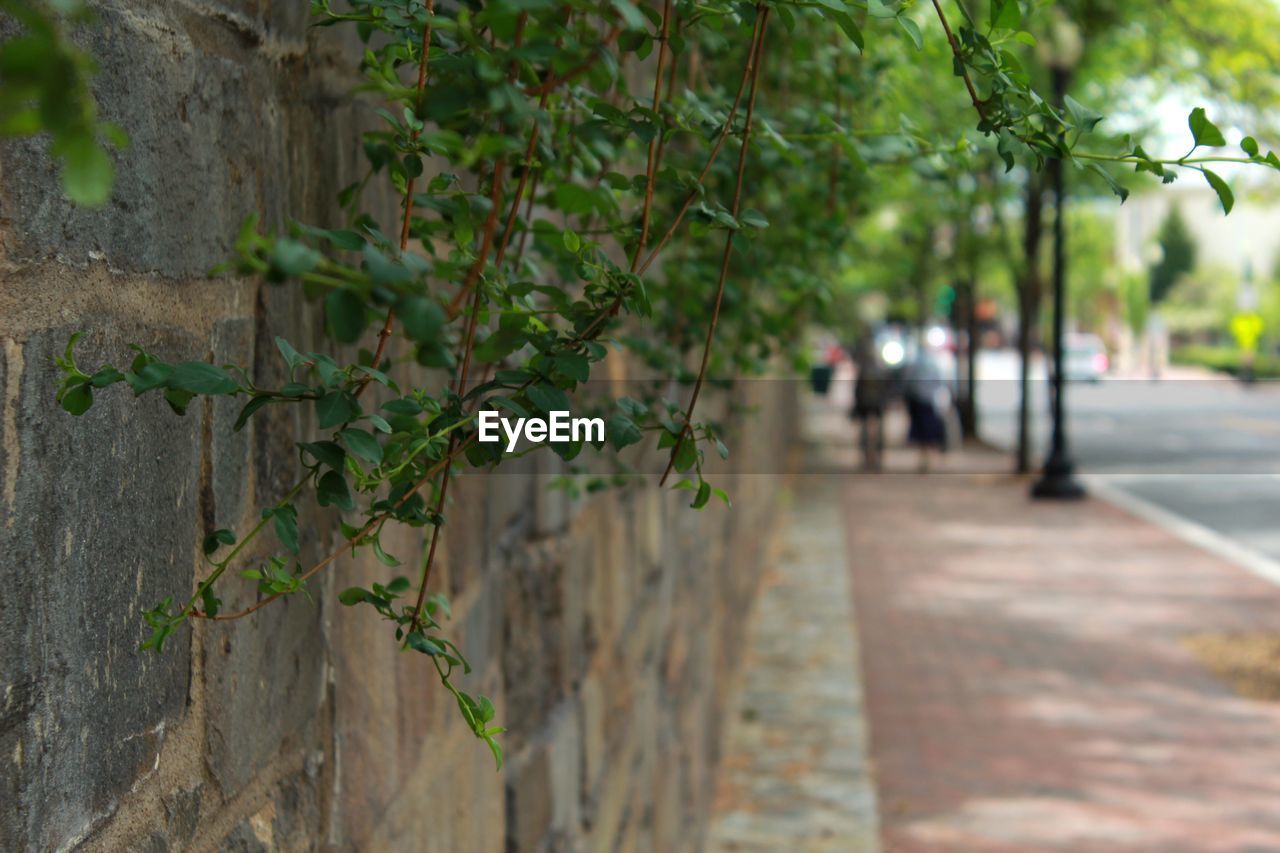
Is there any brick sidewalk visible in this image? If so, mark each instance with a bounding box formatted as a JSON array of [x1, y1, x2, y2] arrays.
[[848, 454, 1280, 851]]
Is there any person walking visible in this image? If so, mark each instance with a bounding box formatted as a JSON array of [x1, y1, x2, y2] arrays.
[[851, 335, 887, 472], [904, 352, 949, 473]]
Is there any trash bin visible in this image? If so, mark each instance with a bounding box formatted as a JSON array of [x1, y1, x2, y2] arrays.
[[810, 364, 833, 396]]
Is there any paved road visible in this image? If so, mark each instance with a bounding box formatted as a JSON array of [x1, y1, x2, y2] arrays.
[[976, 349, 1280, 563]]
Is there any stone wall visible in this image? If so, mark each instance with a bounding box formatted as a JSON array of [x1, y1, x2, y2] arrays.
[[0, 3, 795, 850]]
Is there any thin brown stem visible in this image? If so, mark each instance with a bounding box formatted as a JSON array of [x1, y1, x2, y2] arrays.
[[635, 9, 766, 277], [513, 170, 541, 266], [631, 0, 674, 272], [357, 0, 436, 399], [410, 162, 505, 631], [197, 432, 479, 622], [446, 161, 508, 316], [523, 27, 621, 96], [660, 7, 768, 487], [929, 0, 985, 120], [495, 91, 550, 267]]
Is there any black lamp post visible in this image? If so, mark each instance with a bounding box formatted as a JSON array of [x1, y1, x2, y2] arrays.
[[1032, 44, 1085, 500]]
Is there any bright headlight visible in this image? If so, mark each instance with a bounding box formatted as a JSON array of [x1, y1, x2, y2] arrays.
[[881, 340, 905, 366]]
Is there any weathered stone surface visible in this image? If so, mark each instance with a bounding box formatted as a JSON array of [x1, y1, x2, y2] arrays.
[[506, 742, 553, 851], [208, 317, 255, 531], [163, 783, 205, 847], [202, 588, 327, 794], [0, 2, 358, 277], [0, 2, 796, 849], [0, 326, 199, 852], [217, 766, 322, 852]]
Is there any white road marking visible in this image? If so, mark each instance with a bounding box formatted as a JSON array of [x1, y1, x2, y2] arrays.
[[1084, 474, 1280, 588]]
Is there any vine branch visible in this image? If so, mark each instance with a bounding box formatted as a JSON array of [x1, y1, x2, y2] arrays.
[[631, 0, 674, 272], [660, 6, 769, 486], [635, 9, 767, 276], [357, 0, 436, 399], [929, 0, 986, 120]]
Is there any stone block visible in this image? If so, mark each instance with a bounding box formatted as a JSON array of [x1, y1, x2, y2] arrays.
[[0, 2, 365, 277], [501, 545, 566, 751], [217, 765, 321, 852], [0, 326, 199, 851], [209, 316, 256, 530], [506, 745, 553, 852]]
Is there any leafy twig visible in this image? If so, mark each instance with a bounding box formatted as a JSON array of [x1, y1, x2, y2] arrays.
[[660, 6, 769, 486]]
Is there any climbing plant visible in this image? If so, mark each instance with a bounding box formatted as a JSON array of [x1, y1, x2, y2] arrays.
[[18, 0, 1279, 768]]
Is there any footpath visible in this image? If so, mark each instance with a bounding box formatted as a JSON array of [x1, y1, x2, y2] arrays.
[[708, 393, 1280, 852]]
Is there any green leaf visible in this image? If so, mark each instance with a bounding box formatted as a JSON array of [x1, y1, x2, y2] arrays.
[[407, 632, 445, 656], [326, 289, 367, 343], [271, 504, 299, 554], [526, 383, 570, 414], [1188, 107, 1226, 148], [270, 239, 322, 276], [57, 136, 113, 206], [199, 586, 221, 618], [340, 427, 383, 464], [398, 296, 445, 343], [821, 8, 863, 51], [383, 397, 423, 415], [990, 0, 1021, 30], [491, 397, 530, 418], [202, 528, 236, 555], [127, 362, 172, 394], [317, 470, 355, 511], [300, 441, 346, 471], [164, 387, 196, 416], [168, 362, 239, 395], [897, 15, 923, 49], [606, 413, 642, 450], [618, 397, 648, 418], [1064, 96, 1102, 133], [372, 537, 400, 567], [275, 336, 309, 370], [60, 382, 93, 415], [1085, 163, 1129, 203], [316, 391, 357, 429], [553, 352, 590, 382], [88, 367, 123, 388], [1241, 137, 1260, 157], [690, 480, 711, 509], [234, 396, 272, 431], [338, 587, 371, 606], [609, 0, 646, 29], [1202, 168, 1234, 214], [672, 436, 697, 472], [472, 326, 527, 363], [562, 230, 581, 253], [484, 734, 504, 771]]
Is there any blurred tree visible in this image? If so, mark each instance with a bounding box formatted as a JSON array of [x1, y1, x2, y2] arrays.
[[1149, 206, 1197, 304], [1161, 264, 1238, 341], [1067, 207, 1119, 334], [1122, 271, 1149, 341]]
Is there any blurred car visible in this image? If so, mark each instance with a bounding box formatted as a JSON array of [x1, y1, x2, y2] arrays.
[[1064, 333, 1109, 382]]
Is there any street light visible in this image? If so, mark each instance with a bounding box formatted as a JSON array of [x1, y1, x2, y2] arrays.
[[1032, 12, 1085, 500]]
